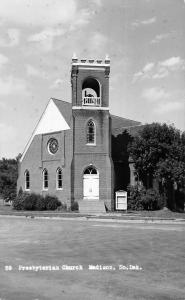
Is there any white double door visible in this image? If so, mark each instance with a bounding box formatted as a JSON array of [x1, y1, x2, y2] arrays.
[[83, 174, 99, 200]]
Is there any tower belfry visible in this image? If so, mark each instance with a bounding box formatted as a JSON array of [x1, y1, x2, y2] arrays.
[[70, 55, 113, 211], [71, 56, 110, 108]]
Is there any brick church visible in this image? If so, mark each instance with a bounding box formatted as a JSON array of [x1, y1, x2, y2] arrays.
[[17, 56, 141, 212]]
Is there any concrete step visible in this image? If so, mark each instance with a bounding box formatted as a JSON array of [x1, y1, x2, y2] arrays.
[[79, 200, 106, 214]]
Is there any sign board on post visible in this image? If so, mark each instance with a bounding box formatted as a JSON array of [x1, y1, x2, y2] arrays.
[[115, 190, 127, 210]]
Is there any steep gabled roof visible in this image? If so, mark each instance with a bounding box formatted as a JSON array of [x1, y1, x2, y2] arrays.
[[52, 98, 72, 126], [112, 124, 145, 137], [20, 98, 71, 162], [111, 114, 141, 136]]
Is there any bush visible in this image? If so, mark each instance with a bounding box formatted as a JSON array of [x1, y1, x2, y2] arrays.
[[23, 193, 37, 210], [12, 189, 28, 210], [13, 191, 61, 211], [127, 185, 163, 211], [45, 195, 61, 210], [57, 202, 67, 211], [127, 185, 145, 211], [140, 188, 164, 210], [70, 201, 79, 211], [35, 195, 47, 211]]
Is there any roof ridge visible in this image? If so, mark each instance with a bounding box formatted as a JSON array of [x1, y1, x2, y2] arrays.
[[51, 98, 71, 105], [111, 113, 140, 122], [115, 124, 143, 130]]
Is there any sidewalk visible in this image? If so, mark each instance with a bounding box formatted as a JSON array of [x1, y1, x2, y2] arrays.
[[0, 204, 185, 224]]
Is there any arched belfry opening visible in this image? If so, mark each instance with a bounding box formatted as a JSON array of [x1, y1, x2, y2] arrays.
[[82, 77, 101, 106]]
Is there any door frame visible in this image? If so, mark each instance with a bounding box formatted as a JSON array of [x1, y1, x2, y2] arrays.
[[83, 166, 99, 200]]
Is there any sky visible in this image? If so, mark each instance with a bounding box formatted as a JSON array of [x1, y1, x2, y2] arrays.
[[0, 0, 184, 158]]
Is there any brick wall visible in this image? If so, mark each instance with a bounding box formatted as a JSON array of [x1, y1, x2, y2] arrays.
[[17, 128, 73, 207], [71, 65, 110, 108]]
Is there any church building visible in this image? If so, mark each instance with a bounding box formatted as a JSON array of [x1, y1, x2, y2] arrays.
[[17, 56, 141, 212]]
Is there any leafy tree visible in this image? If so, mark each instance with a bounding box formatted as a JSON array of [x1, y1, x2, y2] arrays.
[[129, 123, 185, 210], [0, 157, 19, 201]]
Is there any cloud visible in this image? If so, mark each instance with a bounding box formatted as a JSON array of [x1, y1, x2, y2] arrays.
[[86, 32, 108, 57], [152, 67, 169, 79], [28, 28, 65, 43], [0, 53, 9, 67], [0, 0, 77, 27], [132, 17, 156, 28], [132, 62, 154, 82], [27, 27, 66, 51], [152, 57, 185, 78], [0, 76, 28, 95], [151, 33, 171, 44], [154, 101, 184, 114], [160, 56, 185, 69], [143, 63, 154, 72], [142, 87, 169, 102], [142, 87, 184, 115], [133, 56, 185, 82], [0, 122, 17, 158], [26, 64, 48, 79], [69, 8, 92, 28], [92, 0, 102, 7], [50, 78, 64, 89], [0, 29, 20, 47], [0, 101, 6, 109], [27, 8, 92, 51]]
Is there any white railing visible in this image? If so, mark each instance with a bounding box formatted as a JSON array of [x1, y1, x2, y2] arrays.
[[82, 97, 101, 106]]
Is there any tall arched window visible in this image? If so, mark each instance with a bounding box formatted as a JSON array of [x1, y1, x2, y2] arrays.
[[86, 120, 96, 144], [43, 169, 48, 190], [25, 170, 30, 190], [56, 168, 63, 189]]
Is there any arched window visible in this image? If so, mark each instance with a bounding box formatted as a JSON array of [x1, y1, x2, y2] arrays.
[[84, 166, 97, 175], [25, 170, 30, 190], [87, 120, 96, 144], [56, 168, 63, 189], [43, 169, 48, 190]]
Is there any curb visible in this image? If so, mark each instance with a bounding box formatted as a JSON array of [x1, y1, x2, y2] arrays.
[[0, 213, 185, 225]]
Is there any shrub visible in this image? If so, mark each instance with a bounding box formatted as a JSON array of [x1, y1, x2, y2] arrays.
[[44, 195, 61, 210], [22, 193, 37, 210], [127, 185, 163, 211], [127, 185, 145, 211], [57, 202, 67, 211], [140, 188, 164, 210], [70, 201, 79, 211], [13, 191, 61, 211], [35, 195, 47, 211], [12, 190, 28, 210]]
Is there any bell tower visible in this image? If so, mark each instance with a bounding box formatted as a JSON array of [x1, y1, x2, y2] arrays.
[[71, 55, 113, 211]]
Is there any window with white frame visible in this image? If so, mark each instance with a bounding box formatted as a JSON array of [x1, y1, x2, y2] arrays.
[[86, 119, 96, 144], [25, 170, 30, 190], [56, 168, 63, 189], [43, 169, 48, 190]]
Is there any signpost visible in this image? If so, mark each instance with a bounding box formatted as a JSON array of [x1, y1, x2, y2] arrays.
[[115, 190, 127, 211]]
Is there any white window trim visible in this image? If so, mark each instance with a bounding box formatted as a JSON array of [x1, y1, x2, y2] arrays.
[[56, 168, 63, 190], [25, 170, 30, 191], [86, 119, 96, 146], [42, 169, 49, 191]]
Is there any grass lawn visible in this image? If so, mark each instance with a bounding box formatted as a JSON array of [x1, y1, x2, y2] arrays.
[[0, 217, 184, 300], [1, 199, 185, 219]]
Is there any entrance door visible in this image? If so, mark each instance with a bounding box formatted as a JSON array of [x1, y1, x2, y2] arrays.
[[83, 166, 99, 200]]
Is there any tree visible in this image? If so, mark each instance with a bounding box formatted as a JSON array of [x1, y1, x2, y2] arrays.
[[129, 123, 185, 210], [0, 158, 18, 202]]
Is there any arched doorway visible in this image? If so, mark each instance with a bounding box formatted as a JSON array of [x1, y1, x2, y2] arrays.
[[83, 166, 99, 200]]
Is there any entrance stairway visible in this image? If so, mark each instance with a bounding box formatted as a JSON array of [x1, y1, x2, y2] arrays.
[[79, 199, 106, 214]]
